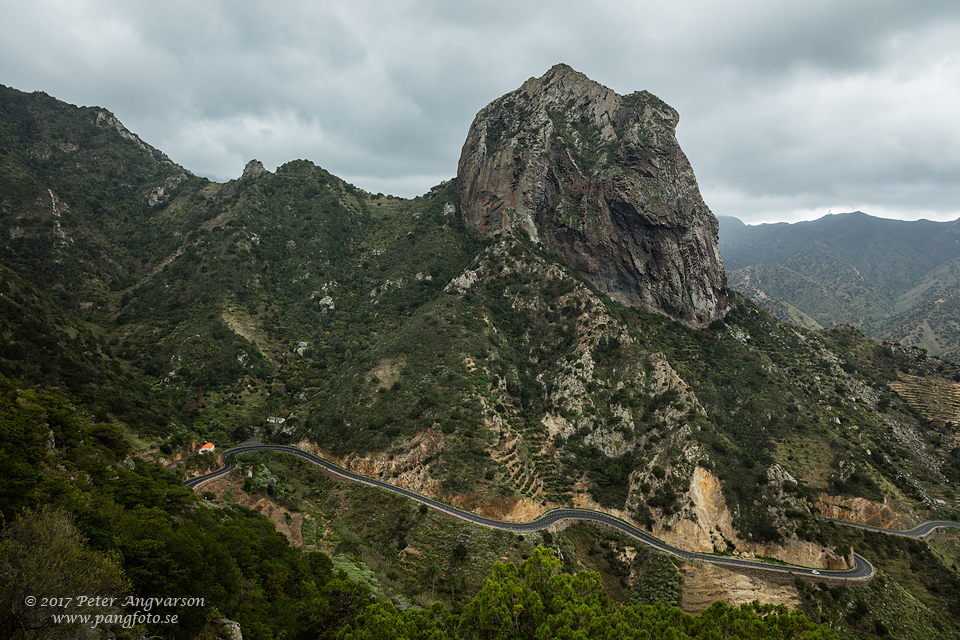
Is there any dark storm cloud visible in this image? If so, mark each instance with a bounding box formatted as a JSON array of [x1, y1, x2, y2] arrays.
[[2, 0, 958, 223]]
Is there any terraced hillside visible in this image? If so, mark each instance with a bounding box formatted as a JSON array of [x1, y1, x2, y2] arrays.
[[889, 374, 960, 427], [3, 80, 960, 640]]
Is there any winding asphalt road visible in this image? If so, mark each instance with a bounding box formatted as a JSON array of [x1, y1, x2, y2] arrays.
[[824, 517, 960, 538], [184, 444, 959, 582]]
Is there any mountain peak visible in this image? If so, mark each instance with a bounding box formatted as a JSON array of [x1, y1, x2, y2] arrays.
[[242, 159, 270, 179], [526, 62, 603, 93], [456, 65, 727, 327]]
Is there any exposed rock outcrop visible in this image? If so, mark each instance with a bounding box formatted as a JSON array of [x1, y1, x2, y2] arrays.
[[657, 467, 850, 570], [815, 493, 917, 530], [457, 64, 727, 327], [681, 562, 801, 614], [199, 473, 304, 546], [95, 110, 149, 150], [94, 108, 181, 167], [193, 617, 243, 640], [306, 430, 445, 498], [317, 295, 335, 314], [242, 159, 269, 179]]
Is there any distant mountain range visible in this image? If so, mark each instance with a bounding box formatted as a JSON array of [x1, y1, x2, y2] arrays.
[[719, 212, 960, 361]]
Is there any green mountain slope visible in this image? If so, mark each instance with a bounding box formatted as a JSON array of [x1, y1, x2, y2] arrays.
[[1, 83, 959, 639], [880, 277, 960, 362], [720, 212, 960, 359], [0, 85, 214, 305]]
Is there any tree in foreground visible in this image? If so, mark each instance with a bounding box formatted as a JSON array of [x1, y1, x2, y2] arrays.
[[0, 506, 129, 640], [338, 546, 838, 639]]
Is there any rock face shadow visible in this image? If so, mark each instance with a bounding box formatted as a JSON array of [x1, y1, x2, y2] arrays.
[[457, 63, 728, 328]]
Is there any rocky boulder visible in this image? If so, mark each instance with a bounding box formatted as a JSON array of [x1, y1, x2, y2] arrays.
[[242, 159, 269, 180], [457, 64, 727, 327]]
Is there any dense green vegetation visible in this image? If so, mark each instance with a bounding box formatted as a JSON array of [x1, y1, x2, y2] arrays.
[[0, 375, 376, 639], [338, 547, 837, 639], [806, 529, 960, 633], [0, 373, 842, 639], [3, 82, 960, 639]]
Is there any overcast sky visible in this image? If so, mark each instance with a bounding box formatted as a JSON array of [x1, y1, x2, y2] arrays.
[[2, 1, 959, 224]]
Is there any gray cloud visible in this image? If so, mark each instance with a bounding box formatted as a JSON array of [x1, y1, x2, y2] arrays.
[[2, 0, 958, 224]]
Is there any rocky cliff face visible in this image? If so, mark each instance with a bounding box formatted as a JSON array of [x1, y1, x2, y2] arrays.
[[815, 493, 917, 531], [457, 64, 727, 327]]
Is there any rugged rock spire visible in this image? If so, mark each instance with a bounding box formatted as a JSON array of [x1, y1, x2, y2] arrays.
[[242, 159, 269, 179], [457, 64, 728, 327]]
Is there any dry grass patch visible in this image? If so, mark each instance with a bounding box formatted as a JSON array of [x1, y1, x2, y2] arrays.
[[366, 358, 405, 389], [774, 435, 835, 489], [222, 306, 274, 360]]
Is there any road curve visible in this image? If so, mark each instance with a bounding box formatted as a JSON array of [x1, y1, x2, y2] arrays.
[[824, 517, 960, 538], [180, 444, 932, 581]]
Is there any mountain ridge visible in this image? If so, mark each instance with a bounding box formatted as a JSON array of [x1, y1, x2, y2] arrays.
[[2, 75, 960, 639], [719, 211, 960, 359]]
